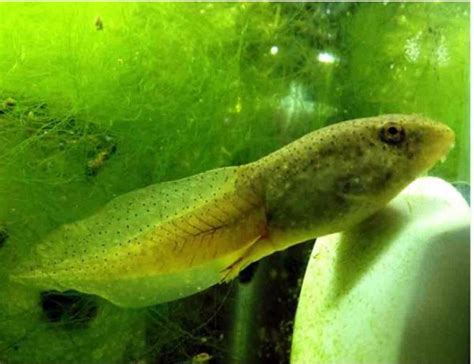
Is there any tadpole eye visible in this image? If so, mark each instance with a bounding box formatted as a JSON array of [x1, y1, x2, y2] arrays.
[[380, 122, 405, 144]]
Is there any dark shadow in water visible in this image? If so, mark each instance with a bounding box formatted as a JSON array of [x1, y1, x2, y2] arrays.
[[146, 283, 235, 364], [397, 225, 470, 364], [40, 290, 99, 329], [330, 206, 406, 305], [225, 241, 314, 364], [0, 229, 7, 248], [238, 261, 260, 284], [453, 182, 470, 205]]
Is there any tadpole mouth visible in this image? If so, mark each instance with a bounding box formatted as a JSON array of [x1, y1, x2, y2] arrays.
[[415, 119, 455, 171]]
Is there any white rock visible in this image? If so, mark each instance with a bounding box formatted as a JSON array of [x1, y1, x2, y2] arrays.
[[291, 177, 470, 364]]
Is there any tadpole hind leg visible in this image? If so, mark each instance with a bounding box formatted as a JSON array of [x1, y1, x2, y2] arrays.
[[220, 256, 247, 283], [219, 236, 275, 283]]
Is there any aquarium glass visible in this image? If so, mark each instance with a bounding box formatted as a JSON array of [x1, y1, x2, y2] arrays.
[[0, 3, 469, 364]]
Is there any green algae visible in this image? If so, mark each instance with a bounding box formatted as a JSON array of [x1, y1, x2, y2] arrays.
[[339, 2, 469, 181]]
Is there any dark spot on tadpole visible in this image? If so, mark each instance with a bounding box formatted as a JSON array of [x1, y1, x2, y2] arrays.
[[0, 229, 8, 248], [40, 290, 98, 329]]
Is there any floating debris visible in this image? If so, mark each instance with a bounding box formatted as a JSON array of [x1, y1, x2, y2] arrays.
[[192, 352, 213, 364], [86, 138, 117, 177], [95, 16, 103, 31], [3, 97, 16, 109], [0, 97, 16, 114]]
